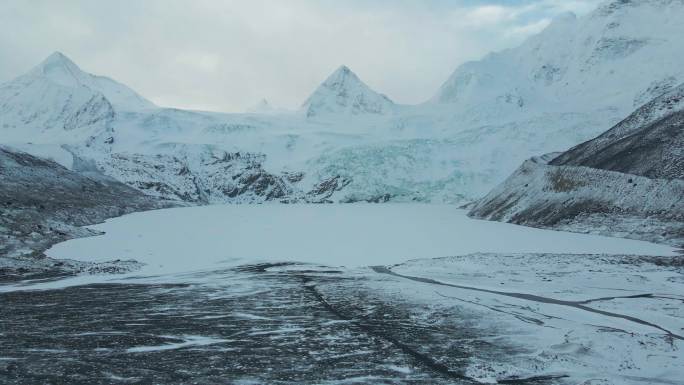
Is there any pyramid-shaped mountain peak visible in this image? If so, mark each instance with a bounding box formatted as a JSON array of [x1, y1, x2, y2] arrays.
[[40, 51, 77, 67], [30, 51, 87, 84], [301, 65, 394, 118]]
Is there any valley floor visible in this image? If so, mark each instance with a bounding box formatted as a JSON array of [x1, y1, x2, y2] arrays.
[[1, 205, 682, 384]]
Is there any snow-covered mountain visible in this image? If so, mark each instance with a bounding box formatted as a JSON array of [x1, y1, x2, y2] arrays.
[[432, 0, 684, 120], [469, 83, 684, 246], [300, 66, 395, 118], [0, 51, 153, 147], [1, 0, 683, 205]]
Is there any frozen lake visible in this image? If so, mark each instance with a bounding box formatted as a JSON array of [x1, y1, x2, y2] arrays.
[[46, 204, 676, 277]]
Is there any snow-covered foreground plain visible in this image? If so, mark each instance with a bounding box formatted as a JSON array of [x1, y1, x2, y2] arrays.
[[46, 204, 675, 276], [368, 254, 684, 384]]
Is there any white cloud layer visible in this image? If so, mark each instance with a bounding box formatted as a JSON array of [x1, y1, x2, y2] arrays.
[[0, 0, 603, 112]]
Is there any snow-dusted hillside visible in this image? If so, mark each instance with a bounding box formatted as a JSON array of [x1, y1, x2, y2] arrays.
[[0, 145, 166, 261], [469, 84, 684, 246], [469, 155, 684, 246], [1, 0, 683, 204]]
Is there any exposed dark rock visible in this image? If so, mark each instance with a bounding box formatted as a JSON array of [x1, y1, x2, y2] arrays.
[[97, 147, 299, 204], [283, 171, 304, 183], [340, 193, 394, 204], [306, 175, 352, 202]]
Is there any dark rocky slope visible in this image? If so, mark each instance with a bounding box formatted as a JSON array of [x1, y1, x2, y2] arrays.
[[469, 85, 684, 247], [552, 110, 683, 179], [551, 84, 684, 179], [0, 146, 171, 280]]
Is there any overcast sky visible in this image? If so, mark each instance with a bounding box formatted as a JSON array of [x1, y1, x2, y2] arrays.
[[0, 0, 603, 112]]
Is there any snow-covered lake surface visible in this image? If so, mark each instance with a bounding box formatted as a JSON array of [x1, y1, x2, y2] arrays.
[[47, 204, 675, 277]]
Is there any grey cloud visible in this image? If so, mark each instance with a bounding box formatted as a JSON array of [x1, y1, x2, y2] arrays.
[[0, 0, 602, 112]]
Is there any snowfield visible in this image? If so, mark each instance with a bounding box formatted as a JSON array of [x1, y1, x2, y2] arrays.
[[45, 204, 675, 277]]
